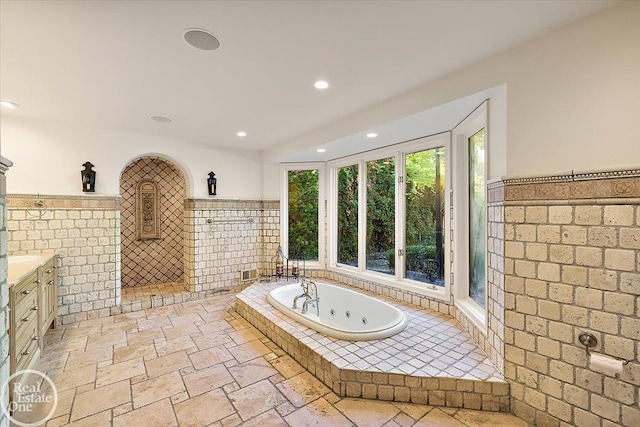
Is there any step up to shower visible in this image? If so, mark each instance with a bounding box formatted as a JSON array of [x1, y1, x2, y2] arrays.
[[119, 282, 241, 313], [235, 282, 509, 412]]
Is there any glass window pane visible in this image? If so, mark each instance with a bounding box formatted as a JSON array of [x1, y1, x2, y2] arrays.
[[405, 148, 445, 286], [288, 170, 319, 261], [337, 165, 358, 266], [469, 129, 486, 307], [366, 157, 395, 276]]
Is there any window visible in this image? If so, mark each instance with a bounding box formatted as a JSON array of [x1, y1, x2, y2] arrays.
[[453, 101, 488, 331], [327, 133, 450, 299], [337, 164, 358, 266], [404, 147, 445, 286], [468, 129, 486, 307], [281, 164, 324, 264], [366, 157, 395, 276]]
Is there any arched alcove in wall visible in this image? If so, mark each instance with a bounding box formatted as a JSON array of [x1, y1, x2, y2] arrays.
[[119, 156, 186, 287]]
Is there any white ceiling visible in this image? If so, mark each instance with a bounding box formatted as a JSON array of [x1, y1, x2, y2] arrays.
[[0, 0, 616, 156]]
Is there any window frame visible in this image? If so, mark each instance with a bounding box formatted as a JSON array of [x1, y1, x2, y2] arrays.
[[327, 133, 451, 301], [280, 163, 326, 268], [452, 102, 489, 333]]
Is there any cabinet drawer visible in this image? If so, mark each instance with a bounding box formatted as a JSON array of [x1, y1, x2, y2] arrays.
[[15, 316, 38, 354], [13, 271, 39, 307], [15, 325, 39, 372], [14, 291, 38, 338], [15, 311, 39, 349], [41, 257, 56, 278]]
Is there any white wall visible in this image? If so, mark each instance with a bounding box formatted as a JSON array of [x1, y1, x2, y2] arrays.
[[1, 117, 264, 199], [264, 1, 640, 180]]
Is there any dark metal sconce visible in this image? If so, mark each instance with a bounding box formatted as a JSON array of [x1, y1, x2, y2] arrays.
[[207, 171, 217, 196], [81, 162, 96, 192]]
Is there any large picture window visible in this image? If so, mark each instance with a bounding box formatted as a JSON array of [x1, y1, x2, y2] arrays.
[[468, 129, 486, 307], [337, 165, 358, 267], [452, 101, 488, 330], [366, 157, 396, 276], [281, 104, 489, 306], [284, 167, 321, 261], [326, 133, 451, 299], [404, 147, 445, 286]]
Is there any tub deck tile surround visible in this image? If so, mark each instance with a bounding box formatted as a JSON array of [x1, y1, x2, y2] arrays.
[[235, 281, 510, 412]]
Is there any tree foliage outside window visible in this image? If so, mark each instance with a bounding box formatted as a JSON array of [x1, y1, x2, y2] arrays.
[[337, 165, 358, 266], [469, 129, 486, 307], [366, 157, 395, 275], [288, 170, 319, 260], [404, 148, 445, 285]]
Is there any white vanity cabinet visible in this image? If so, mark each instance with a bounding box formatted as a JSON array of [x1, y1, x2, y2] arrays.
[[8, 254, 58, 374]]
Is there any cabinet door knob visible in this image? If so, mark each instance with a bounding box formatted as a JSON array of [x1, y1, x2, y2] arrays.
[[47, 280, 54, 286], [21, 317, 30, 322], [21, 290, 30, 295], [35, 280, 41, 284], [22, 350, 30, 356], [31, 306, 38, 311], [32, 336, 39, 341], [45, 269, 53, 274]]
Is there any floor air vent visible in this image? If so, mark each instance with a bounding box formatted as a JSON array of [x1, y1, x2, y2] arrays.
[[240, 269, 258, 283]]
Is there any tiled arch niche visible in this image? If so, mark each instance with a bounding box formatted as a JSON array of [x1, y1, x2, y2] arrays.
[[120, 157, 186, 287]]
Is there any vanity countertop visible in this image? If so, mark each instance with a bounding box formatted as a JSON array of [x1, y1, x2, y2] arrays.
[[7, 252, 57, 287]]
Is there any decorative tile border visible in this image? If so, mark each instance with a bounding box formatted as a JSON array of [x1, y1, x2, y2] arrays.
[[184, 199, 279, 210], [7, 194, 120, 209], [498, 169, 640, 202]]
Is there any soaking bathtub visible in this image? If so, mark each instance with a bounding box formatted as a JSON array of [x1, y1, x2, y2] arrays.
[[267, 281, 408, 341]]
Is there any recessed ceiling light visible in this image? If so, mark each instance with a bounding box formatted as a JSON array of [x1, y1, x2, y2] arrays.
[[0, 101, 19, 109], [150, 115, 172, 123], [366, 133, 378, 138], [184, 29, 220, 51], [237, 131, 247, 137], [314, 81, 329, 90], [317, 148, 326, 153]]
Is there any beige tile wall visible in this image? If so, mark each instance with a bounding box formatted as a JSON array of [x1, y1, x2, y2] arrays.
[[502, 170, 640, 427], [120, 157, 185, 287], [183, 199, 279, 292], [0, 162, 10, 427], [6, 195, 120, 324]]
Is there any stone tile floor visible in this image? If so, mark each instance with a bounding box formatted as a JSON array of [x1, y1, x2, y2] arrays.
[[16, 293, 530, 426]]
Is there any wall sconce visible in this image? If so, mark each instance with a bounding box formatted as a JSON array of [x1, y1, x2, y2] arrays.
[[207, 171, 217, 196], [81, 162, 96, 192]]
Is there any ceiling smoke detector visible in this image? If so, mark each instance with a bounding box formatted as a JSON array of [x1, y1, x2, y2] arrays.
[[184, 29, 220, 51]]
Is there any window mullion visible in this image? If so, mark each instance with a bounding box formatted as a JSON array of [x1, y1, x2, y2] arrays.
[[358, 161, 366, 273], [395, 152, 405, 281]]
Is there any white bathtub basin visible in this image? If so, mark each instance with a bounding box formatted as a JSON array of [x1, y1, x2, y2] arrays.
[[8, 255, 40, 264], [267, 281, 408, 341]]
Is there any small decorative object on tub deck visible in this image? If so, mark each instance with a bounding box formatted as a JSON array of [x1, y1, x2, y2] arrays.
[[207, 171, 217, 195], [81, 161, 96, 192], [271, 244, 290, 281], [290, 254, 305, 279], [268, 281, 408, 341]]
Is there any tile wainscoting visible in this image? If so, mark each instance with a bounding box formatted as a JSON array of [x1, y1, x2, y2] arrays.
[[7, 194, 121, 324], [5, 196, 280, 324], [500, 169, 640, 427]]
